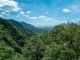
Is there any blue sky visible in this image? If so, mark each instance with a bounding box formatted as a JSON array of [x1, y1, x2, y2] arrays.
[[0, 0, 80, 26]]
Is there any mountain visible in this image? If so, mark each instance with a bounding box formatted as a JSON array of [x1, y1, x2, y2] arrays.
[[8, 19, 43, 33], [8, 19, 33, 38], [0, 17, 32, 51], [0, 17, 22, 53], [8, 19, 24, 28], [0, 17, 34, 60], [37, 26, 53, 30], [20, 21, 43, 32]]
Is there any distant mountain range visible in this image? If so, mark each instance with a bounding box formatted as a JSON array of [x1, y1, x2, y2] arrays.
[[8, 19, 43, 33]]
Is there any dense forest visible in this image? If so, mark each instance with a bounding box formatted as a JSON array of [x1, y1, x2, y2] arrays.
[[0, 17, 80, 60]]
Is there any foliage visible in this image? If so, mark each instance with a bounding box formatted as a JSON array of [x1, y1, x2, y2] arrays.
[[0, 17, 80, 60]]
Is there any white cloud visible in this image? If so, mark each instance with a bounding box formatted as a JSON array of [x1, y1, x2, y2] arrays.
[[1, 12, 6, 14], [20, 11, 25, 15], [16, 15, 19, 17], [31, 20, 67, 26], [62, 9, 71, 13], [39, 15, 53, 21], [0, 0, 20, 12], [26, 11, 31, 14], [29, 17, 38, 20], [53, 20, 58, 22], [44, 17, 53, 21], [31, 15, 68, 26], [39, 15, 47, 19], [1, 12, 9, 15], [22, 15, 29, 17]]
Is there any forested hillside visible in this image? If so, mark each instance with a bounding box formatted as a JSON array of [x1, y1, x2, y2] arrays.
[[0, 17, 80, 60], [8, 19, 43, 33], [0, 17, 33, 60]]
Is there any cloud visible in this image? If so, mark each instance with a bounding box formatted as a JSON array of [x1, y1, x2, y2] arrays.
[[26, 11, 31, 14], [31, 15, 67, 26], [31, 20, 67, 26], [70, 5, 80, 13], [20, 11, 25, 15], [0, 0, 20, 12], [22, 15, 29, 17], [71, 5, 78, 10], [29, 17, 38, 20], [1, 12, 6, 14], [1, 12, 9, 15], [39, 15, 47, 19], [44, 17, 53, 21], [39, 15, 53, 21], [62, 9, 71, 13], [16, 15, 19, 17]]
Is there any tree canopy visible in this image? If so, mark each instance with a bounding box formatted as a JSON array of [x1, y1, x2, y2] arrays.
[[0, 17, 80, 60]]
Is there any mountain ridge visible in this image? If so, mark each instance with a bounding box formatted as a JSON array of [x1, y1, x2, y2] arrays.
[[8, 19, 43, 33]]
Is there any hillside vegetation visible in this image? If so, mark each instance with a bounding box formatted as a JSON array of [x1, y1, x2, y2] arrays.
[[8, 19, 43, 33], [0, 17, 80, 60]]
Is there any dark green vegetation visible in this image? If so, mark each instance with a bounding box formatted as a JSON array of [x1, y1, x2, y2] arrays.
[[0, 17, 80, 60]]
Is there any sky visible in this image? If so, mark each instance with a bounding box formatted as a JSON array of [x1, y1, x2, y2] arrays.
[[0, 0, 80, 27]]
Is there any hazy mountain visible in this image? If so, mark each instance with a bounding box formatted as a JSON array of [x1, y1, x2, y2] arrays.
[[8, 19, 43, 33], [20, 21, 43, 32]]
